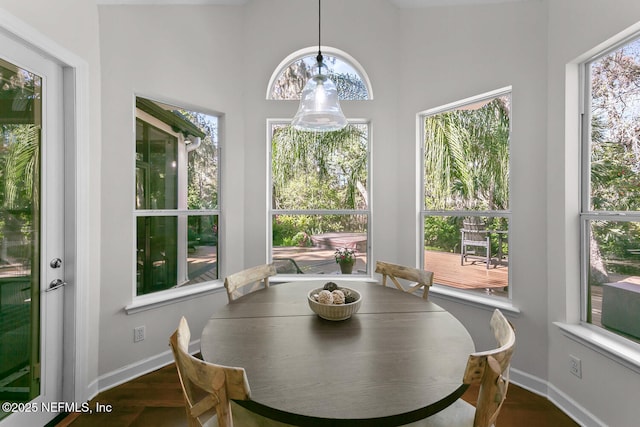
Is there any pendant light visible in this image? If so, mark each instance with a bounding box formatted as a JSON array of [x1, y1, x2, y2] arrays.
[[292, 0, 348, 132]]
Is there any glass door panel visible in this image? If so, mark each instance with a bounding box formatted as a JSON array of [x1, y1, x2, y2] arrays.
[[0, 58, 42, 420]]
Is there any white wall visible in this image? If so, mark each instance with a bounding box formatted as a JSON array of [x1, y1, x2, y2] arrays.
[[97, 4, 245, 378], [547, 1, 640, 426], [397, 0, 550, 382], [240, 0, 402, 268]]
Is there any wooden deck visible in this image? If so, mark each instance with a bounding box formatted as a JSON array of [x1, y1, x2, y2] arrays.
[[271, 247, 509, 294], [425, 250, 509, 296]]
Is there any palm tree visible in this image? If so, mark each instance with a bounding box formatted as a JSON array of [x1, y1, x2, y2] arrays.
[[2, 124, 40, 210], [423, 97, 510, 212]]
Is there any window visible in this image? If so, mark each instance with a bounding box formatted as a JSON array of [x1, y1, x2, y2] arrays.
[[420, 88, 511, 297], [135, 97, 219, 296], [269, 122, 370, 275], [267, 47, 372, 101], [582, 35, 640, 343]]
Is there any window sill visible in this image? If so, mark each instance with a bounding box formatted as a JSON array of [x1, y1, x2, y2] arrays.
[[555, 322, 640, 374], [429, 285, 521, 315], [125, 281, 225, 314]]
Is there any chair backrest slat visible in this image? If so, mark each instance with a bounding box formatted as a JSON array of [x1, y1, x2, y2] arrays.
[[224, 263, 277, 302], [375, 260, 433, 299]]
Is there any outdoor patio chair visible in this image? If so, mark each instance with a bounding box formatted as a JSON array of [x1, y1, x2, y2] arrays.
[[402, 309, 516, 427], [375, 260, 434, 299], [460, 219, 492, 269], [169, 317, 293, 427], [224, 263, 277, 302]]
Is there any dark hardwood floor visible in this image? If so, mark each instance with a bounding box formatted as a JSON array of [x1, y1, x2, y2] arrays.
[[53, 363, 579, 427]]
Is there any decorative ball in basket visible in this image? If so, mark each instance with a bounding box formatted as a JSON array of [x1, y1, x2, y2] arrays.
[[308, 282, 362, 321]]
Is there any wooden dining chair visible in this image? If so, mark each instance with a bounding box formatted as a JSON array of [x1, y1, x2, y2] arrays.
[[375, 260, 434, 299], [402, 309, 516, 427], [224, 263, 277, 302], [170, 316, 293, 427]]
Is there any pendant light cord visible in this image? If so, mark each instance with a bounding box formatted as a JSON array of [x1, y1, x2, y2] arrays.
[[317, 0, 323, 64]]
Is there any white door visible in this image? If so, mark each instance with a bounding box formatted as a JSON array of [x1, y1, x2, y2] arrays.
[[0, 30, 65, 427]]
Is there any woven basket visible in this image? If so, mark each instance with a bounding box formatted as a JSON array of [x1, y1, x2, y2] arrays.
[[307, 287, 362, 321]]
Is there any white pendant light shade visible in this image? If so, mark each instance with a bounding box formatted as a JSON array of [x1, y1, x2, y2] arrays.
[[292, 60, 347, 132]]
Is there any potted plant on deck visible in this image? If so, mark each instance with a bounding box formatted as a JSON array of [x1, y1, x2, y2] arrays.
[[335, 247, 357, 274]]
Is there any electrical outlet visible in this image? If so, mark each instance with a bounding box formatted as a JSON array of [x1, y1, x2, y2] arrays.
[[569, 354, 582, 378], [134, 326, 145, 343]]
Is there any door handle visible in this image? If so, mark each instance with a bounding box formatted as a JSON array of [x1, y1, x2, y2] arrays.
[[46, 279, 67, 292]]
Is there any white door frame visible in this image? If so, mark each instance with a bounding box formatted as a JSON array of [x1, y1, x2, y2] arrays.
[[0, 8, 92, 405]]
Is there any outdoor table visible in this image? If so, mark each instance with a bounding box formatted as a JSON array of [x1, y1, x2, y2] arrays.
[[200, 280, 475, 427]]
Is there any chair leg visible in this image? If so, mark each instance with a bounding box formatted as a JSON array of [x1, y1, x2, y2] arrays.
[[486, 237, 491, 269]]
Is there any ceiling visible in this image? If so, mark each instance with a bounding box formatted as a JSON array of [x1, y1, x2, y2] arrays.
[[95, 0, 531, 7]]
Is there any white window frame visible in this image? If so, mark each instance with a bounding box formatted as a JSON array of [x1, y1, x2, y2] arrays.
[[579, 33, 640, 335], [126, 101, 222, 313], [418, 87, 514, 306], [266, 46, 374, 100], [267, 118, 372, 278], [554, 24, 640, 377]]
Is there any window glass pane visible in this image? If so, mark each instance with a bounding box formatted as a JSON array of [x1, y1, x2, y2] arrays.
[[135, 120, 178, 210], [589, 37, 640, 211], [423, 95, 510, 211], [185, 215, 218, 284], [587, 219, 640, 343], [272, 214, 368, 275], [272, 124, 368, 211], [185, 113, 219, 210], [421, 90, 511, 299], [137, 216, 177, 295], [0, 59, 42, 415], [270, 55, 369, 100], [424, 215, 509, 295], [135, 97, 220, 296]]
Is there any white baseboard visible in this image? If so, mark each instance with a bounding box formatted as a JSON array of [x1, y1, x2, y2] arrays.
[[509, 367, 604, 427], [509, 367, 548, 396], [92, 339, 201, 399], [547, 382, 606, 427], [86, 378, 99, 403]]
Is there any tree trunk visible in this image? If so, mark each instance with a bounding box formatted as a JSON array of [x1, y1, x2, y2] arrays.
[[589, 230, 609, 285]]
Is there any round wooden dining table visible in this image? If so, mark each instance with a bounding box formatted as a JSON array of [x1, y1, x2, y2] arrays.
[[200, 280, 475, 427]]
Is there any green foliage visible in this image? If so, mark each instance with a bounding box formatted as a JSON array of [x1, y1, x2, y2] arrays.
[[272, 214, 365, 247], [423, 97, 510, 211], [272, 215, 313, 246], [180, 109, 218, 210], [588, 40, 640, 266], [592, 221, 640, 259], [291, 231, 311, 247], [272, 124, 367, 211], [187, 215, 218, 246], [422, 96, 510, 254], [424, 216, 461, 252], [271, 124, 369, 245], [277, 175, 342, 210], [590, 139, 640, 211], [2, 124, 40, 210]]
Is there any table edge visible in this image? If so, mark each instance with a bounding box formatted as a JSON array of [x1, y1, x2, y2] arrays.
[[233, 383, 470, 427]]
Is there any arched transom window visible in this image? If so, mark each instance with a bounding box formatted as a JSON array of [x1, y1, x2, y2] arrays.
[[267, 46, 373, 101]]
